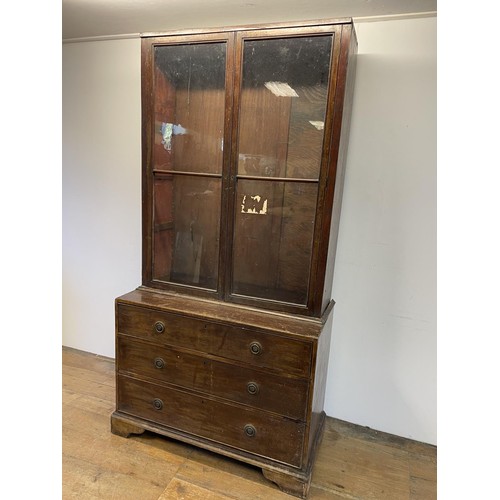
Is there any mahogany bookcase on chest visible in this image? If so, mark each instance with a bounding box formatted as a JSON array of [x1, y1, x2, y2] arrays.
[[111, 18, 357, 498]]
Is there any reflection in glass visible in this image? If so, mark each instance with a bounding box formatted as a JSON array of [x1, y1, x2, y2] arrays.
[[153, 43, 226, 174], [237, 36, 333, 180], [151, 42, 226, 291], [232, 179, 318, 304], [153, 175, 221, 289]]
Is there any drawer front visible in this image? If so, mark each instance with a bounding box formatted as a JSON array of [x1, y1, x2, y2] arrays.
[[117, 337, 308, 420], [117, 375, 305, 467], [117, 304, 312, 377]]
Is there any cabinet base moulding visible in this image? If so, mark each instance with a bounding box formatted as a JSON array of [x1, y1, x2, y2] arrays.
[[262, 468, 311, 499], [110, 411, 146, 438], [110, 410, 325, 499]]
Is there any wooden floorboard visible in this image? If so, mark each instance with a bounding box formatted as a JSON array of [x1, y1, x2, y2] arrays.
[[62, 346, 436, 499]]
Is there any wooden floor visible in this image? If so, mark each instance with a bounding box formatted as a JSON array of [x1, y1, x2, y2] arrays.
[[62, 347, 436, 499]]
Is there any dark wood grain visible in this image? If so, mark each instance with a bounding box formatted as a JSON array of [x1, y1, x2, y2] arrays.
[[117, 336, 309, 419], [116, 375, 306, 467], [305, 25, 342, 316], [116, 302, 313, 377], [116, 18, 357, 500], [141, 37, 154, 286], [141, 33, 234, 301], [231, 86, 291, 296], [141, 18, 353, 38], [262, 468, 311, 498], [304, 310, 333, 465], [117, 287, 327, 338], [314, 23, 358, 315]]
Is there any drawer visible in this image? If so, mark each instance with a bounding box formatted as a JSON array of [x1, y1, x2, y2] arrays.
[[117, 304, 312, 377], [117, 337, 309, 420], [117, 375, 305, 467]]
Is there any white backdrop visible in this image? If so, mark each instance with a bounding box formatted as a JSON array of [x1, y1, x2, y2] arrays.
[[324, 18, 436, 444]]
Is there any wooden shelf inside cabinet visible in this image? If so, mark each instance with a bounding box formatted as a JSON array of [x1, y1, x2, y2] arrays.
[[114, 17, 357, 499]]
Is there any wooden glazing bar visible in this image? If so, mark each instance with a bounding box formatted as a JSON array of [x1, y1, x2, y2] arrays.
[[236, 175, 319, 183], [153, 169, 223, 178]]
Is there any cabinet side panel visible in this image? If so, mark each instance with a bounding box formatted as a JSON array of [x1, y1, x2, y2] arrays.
[[305, 309, 333, 464], [321, 26, 358, 312]]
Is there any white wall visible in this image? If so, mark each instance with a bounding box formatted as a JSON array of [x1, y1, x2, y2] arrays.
[[62, 16, 436, 444], [325, 17, 436, 444], [62, 38, 141, 357]]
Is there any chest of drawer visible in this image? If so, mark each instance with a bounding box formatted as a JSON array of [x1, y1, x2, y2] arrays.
[[117, 336, 309, 420], [117, 374, 305, 468], [117, 304, 312, 377]]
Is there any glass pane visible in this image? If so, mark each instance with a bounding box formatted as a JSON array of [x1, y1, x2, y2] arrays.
[[238, 36, 332, 179], [153, 174, 221, 289], [153, 43, 226, 174], [231, 179, 318, 304]]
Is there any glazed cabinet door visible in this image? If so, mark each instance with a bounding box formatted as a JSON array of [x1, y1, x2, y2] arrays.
[[226, 26, 340, 313], [142, 34, 234, 295], [142, 25, 344, 315]]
